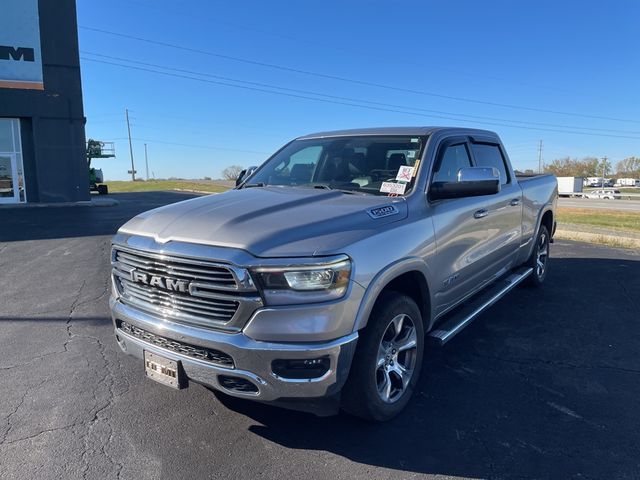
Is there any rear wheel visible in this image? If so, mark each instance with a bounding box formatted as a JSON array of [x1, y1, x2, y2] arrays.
[[342, 292, 424, 422], [524, 224, 550, 287], [97, 184, 108, 195]]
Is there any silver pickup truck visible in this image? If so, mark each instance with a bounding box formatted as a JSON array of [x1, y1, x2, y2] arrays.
[[110, 127, 557, 421]]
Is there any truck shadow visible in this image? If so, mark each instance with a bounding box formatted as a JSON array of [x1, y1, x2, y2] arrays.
[[213, 255, 640, 478]]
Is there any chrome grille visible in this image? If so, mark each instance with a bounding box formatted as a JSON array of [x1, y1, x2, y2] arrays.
[[112, 246, 261, 329], [118, 321, 234, 368], [115, 277, 239, 321], [114, 248, 237, 287]]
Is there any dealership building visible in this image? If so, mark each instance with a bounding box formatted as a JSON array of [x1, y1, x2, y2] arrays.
[[0, 0, 88, 204]]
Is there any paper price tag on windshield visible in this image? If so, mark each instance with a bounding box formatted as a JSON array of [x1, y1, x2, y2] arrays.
[[380, 182, 407, 195], [395, 165, 414, 182]]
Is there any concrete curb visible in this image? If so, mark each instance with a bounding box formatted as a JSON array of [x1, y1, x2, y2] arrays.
[[555, 228, 640, 249], [0, 197, 119, 208]]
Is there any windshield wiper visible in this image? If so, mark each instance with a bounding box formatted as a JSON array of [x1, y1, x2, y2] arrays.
[[242, 182, 266, 188], [310, 184, 375, 195]]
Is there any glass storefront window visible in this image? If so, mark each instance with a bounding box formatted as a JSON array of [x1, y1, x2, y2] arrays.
[[0, 118, 26, 203], [0, 119, 13, 151]]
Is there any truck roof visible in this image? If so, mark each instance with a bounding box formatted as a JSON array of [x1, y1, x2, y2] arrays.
[[296, 126, 499, 140]]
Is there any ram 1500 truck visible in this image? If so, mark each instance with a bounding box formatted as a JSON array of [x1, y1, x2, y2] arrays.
[[110, 127, 557, 421]]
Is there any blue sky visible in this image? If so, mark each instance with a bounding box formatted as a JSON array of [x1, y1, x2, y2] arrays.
[[77, 0, 640, 180]]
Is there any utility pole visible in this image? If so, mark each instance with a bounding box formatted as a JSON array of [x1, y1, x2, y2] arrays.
[[126, 108, 136, 181], [144, 143, 149, 181], [601, 156, 608, 187], [537, 140, 543, 174]]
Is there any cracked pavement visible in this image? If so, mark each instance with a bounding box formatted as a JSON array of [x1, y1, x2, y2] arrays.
[[1, 191, 639, 479]]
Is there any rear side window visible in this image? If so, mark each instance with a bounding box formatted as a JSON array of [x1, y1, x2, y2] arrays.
[[432, 144, 472, 183], [471, 143, 510, 185]]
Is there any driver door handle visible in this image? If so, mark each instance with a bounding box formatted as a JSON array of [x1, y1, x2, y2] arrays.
[[510, 198, 521, 206], [473, 209, 488, 219]]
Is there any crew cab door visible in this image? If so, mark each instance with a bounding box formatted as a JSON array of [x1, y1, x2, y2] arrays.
[[467, 138, 523, 276], [428, 137, 522, 317]]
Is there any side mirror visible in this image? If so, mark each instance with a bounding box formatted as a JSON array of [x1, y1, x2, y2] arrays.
[[235, 170, 247, 187], [236, 165, 258, 187], [430, 167, 500, 200]]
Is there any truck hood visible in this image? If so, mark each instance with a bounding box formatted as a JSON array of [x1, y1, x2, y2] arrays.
[[119, 187, 408, 257]]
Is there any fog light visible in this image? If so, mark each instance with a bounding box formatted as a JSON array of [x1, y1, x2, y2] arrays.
[[272, 357, 330, 380]]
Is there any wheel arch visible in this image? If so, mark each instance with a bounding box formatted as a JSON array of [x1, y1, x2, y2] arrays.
[[353, 259, 434, 334], [523, 206, 554, 261], [540, 209, 554, 237]]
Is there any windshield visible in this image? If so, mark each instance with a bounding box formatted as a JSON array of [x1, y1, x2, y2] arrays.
[[244, 135, 426, 196]]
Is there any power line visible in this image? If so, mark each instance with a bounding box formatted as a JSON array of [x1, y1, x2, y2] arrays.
[[78, 25, 640, 125], [110, 136, 270, 155], [82, 56, 640, 140], [112, 0, 579, 97], [81, 51, 640, 136]]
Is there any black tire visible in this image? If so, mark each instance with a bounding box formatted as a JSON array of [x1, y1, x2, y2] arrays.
[[97, 184, 108, 195], [523, 224, 550, 287], [342, 292, 424, 422]]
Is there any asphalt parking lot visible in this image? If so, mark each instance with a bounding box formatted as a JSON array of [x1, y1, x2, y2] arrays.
[[1, 192, 639, 480]]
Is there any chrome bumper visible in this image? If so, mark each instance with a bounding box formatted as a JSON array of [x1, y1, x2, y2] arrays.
[[110, 298, 358, 402]]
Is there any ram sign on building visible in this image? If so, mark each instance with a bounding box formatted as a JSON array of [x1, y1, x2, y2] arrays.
[[0, 0, 44, 90], [0, 0, 88, 204]]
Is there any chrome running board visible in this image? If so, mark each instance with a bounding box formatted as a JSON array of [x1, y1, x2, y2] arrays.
[[428, 266, 533, 346]]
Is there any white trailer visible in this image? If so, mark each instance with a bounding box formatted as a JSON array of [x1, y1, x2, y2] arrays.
[[557, 177, 584, 197], [615, 178, 640, 187]]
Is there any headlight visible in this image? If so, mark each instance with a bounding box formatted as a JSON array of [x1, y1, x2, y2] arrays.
[[252, 258, 351, 305]]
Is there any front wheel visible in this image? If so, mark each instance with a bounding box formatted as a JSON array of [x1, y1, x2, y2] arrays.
[[524, 224, 550, 287], [341, 292, 424, 422]]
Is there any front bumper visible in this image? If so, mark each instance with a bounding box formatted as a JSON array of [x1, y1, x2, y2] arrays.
[[110, 298, 358, 403]]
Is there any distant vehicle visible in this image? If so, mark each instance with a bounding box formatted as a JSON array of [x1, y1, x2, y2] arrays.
[[557, 177, 583, 197], [614, 178, 640, 187], [584, 189, 622, 200], [584, 177, 613, 187], [87, 139, 115, 195]]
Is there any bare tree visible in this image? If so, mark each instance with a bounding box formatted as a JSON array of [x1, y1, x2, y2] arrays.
[[616, 157, 640, 176], [221, 165, 244, 181], [544, 156, 600, 177]]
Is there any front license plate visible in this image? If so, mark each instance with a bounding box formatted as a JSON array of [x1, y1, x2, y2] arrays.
[[144, 351, 185, 389]]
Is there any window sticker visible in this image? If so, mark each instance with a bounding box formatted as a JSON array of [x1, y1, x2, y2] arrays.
[[395, 165, 414, 182], [380, 182, 407, 195], [410, 138, 419, 143], [412, 159, 420, 176], [406, 151, 416, 158]]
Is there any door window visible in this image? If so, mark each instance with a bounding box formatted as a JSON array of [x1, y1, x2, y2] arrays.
[[432, 143, 472, 183], [471, 143, 510, 184]]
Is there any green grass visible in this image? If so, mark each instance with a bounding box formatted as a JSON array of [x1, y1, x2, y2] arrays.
[[106, 180, 230, 194], [557, 207, 640, 233]]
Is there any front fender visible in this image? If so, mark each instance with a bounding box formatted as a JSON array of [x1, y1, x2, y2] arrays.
[[352, 257, 434, 333]]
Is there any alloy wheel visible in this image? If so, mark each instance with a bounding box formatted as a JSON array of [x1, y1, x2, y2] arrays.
[[375, 314, 418, 403], [536, 232, 549, 278]]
